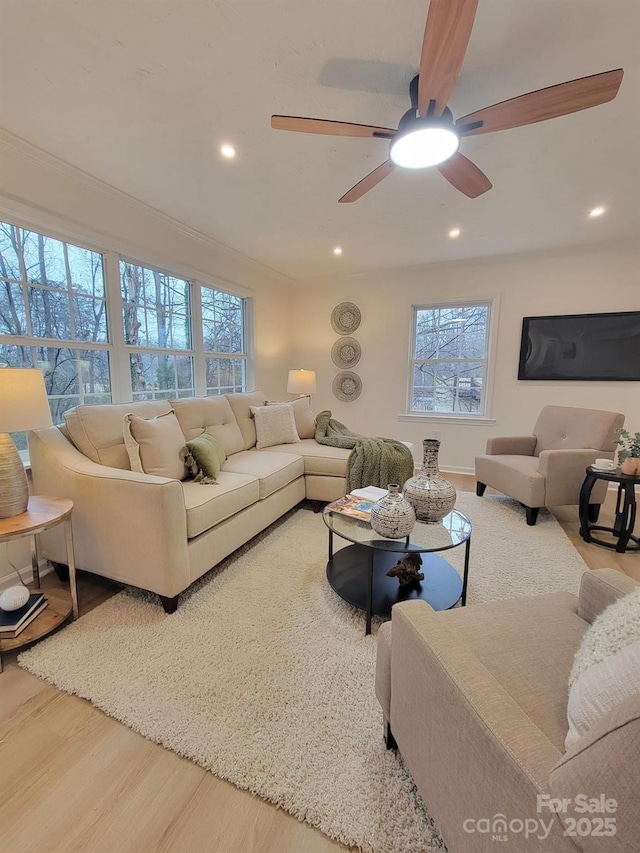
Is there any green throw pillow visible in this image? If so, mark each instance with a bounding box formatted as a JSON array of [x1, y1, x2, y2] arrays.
[[183, 429, 227, 484]]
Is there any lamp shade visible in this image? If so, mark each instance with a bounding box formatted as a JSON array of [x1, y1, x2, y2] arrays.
[[0, 369, 53, 433], [287, 369, 317, 396]]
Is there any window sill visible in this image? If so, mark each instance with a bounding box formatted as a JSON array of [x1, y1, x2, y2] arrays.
[[397, 414, 496, 426]]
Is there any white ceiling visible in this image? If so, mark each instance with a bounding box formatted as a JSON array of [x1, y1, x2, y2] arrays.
[[1, 0, 639, 280]]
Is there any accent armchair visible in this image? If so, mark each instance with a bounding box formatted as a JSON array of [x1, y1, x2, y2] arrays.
[[475, 405, 624, 525]]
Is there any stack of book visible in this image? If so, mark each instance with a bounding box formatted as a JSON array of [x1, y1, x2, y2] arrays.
[[0, 593, 48, 640], [326, 486, 388, 520]]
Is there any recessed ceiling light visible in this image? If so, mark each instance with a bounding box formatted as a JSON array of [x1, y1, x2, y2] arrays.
[[589, 206, 606, 218], [448, 228, 461, 238], [333, 246, 343, 256], [220, 144, 236, 159]]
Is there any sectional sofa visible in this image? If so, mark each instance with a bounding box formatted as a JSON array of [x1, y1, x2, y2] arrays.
[[29, 391, 353, 611]]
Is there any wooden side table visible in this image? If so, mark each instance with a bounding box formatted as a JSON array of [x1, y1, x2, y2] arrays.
[[0, 496, 78, 672], [579, 467, 640, 553]]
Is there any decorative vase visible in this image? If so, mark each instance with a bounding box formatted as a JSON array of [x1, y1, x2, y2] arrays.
[[370, 484, 416, 539], [621, 457, 640, 476], [403, 439, 457, 523]]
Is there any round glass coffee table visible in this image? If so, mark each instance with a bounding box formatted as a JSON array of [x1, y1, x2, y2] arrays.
[[322, 506, 472, 634]]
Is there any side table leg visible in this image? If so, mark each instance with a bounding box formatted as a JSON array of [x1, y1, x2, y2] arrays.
[[578, 474, 596, 541], [31, 534, 41, 588], [615, 484, 636, 554], [65, 518, 79, 619], [461, 538, 471, 606]]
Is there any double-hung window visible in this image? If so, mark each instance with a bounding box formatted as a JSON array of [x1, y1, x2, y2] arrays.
[[409, 301, 492, 416], [201, 285, 247, 395], [1, 217, 252, 438], [119, 260, 195, 400], [0, 222, 111, 447]]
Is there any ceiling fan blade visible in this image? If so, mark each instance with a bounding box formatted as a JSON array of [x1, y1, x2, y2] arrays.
[[457, 69, 624, 136], [338, 161, 395, 203], [437, 152, 492, 198], [418, 0, 479, 117], [271, 115, 395, 139]]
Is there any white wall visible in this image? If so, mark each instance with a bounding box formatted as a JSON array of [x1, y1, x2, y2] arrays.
[[0, 131, 295, 583], [291, 242, 639, 472]]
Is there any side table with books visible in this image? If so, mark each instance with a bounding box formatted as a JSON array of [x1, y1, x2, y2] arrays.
[[0, 496, 78, 672]]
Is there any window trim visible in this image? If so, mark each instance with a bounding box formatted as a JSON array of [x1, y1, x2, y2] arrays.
[[406, 297, 498, 420]]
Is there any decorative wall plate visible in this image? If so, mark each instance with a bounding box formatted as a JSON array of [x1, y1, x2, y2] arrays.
[[331, 337, 361, 370], [331, 302, 361, 335], [333, 371, 362, 402]]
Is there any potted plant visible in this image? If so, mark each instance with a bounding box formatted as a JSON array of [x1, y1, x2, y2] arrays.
[[616, 428, 640, 476]]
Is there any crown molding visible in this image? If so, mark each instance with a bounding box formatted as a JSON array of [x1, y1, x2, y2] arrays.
[[0, 128, 293, 287]]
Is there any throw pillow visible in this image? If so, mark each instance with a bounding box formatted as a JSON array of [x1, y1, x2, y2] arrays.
[[250, 403, 300, 450], [183, 428, 227, 484], [123, 411, 188, 480], [266, 396, 316, 439], [566, 587, 640, 749]]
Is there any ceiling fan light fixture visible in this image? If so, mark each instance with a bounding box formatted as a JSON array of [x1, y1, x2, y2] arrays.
[[389, 111, 460, 169]]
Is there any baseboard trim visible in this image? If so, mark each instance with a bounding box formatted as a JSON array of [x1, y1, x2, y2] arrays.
[[0, 560, 52, 591]]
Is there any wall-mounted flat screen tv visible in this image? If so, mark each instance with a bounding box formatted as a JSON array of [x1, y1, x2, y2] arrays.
[[518, 311, 640, 381]]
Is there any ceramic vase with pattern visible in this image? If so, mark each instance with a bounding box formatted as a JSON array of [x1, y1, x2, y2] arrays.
[[370, 484, 416, 539], [402, 439, 456, 523]]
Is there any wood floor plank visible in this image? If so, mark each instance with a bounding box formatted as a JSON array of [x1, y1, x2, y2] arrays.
[[0, 485, 636, 852]]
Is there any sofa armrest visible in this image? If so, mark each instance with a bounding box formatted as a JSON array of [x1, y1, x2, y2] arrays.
[[486, 435, 537, 455], [578, 568, 639, 624], [29, 427, 189, 597], [389, 601, 565, 850]]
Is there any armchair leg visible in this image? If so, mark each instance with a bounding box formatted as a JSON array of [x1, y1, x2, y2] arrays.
[[159, 595, 179, 614], [384, 720, 397, 750], [525, 507, 540, 526], [51, 561, 70, 583], [476, 482, 487, 497], [587, 503, 601, 523]]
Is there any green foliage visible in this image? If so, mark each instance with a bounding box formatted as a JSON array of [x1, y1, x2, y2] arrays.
[[615, 428, 640, 460]]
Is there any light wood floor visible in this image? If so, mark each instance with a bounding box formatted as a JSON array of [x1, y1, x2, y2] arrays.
[[1, 476, 637, 853]]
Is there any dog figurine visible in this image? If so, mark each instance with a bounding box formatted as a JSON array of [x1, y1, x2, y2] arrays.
[[386, 552, 424, 587]]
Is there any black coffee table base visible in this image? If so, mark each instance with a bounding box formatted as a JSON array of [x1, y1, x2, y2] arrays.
[[327, 543, 468, 635]]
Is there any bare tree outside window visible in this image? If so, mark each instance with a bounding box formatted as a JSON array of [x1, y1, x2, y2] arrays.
[[201, 285, 247, 394], [120, 261, 194, 400], [0, 221, 111, 447], [410, 303, 490, 414]]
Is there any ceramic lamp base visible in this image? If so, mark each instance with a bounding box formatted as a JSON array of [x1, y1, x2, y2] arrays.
[[0, 433, 29, 518]]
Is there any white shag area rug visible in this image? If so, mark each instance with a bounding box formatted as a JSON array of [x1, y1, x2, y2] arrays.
[[20, 493, 588, 853]]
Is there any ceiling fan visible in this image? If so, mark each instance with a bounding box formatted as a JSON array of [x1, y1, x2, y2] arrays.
[[271, 0, 623, 203]]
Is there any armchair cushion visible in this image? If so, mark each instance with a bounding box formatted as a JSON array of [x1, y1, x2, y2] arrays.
[[533, 405, 624, 456], [578, 569, 640, 624], [475, 453, 545, 507]]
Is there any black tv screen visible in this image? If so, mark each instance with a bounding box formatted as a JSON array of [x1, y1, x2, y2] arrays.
[[518, 311, 640, 381]]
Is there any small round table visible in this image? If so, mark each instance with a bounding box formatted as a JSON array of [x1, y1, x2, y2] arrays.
[[0, 496, 78, 672], [579, 467, 640, 553], [323, 506, 471, 635]]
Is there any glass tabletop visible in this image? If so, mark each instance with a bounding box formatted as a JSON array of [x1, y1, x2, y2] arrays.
[[322, 506, 472, 554]]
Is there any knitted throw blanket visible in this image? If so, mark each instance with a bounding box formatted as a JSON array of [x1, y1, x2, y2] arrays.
[[314, 410, 415, 492]]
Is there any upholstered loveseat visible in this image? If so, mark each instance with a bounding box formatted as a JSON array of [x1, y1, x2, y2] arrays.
[[29, 391, 353, 611]]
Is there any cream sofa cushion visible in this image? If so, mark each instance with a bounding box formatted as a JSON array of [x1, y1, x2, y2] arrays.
[[263, 439, 352, 477], [124, 411, 188, 480], [267, 397, 316, 439], [225, 391, 264, 449], [181, 472, 260, 538], [566, 587, 640, 748], [171, 396, 244, 455], [224, 450, 304, 499], [64, 400, 173, 469], [250, 404, 299, 449]]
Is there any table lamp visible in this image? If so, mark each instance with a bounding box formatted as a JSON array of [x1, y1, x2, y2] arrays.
[[0, 368, 52, 518], [287, 369, 317, 398]]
